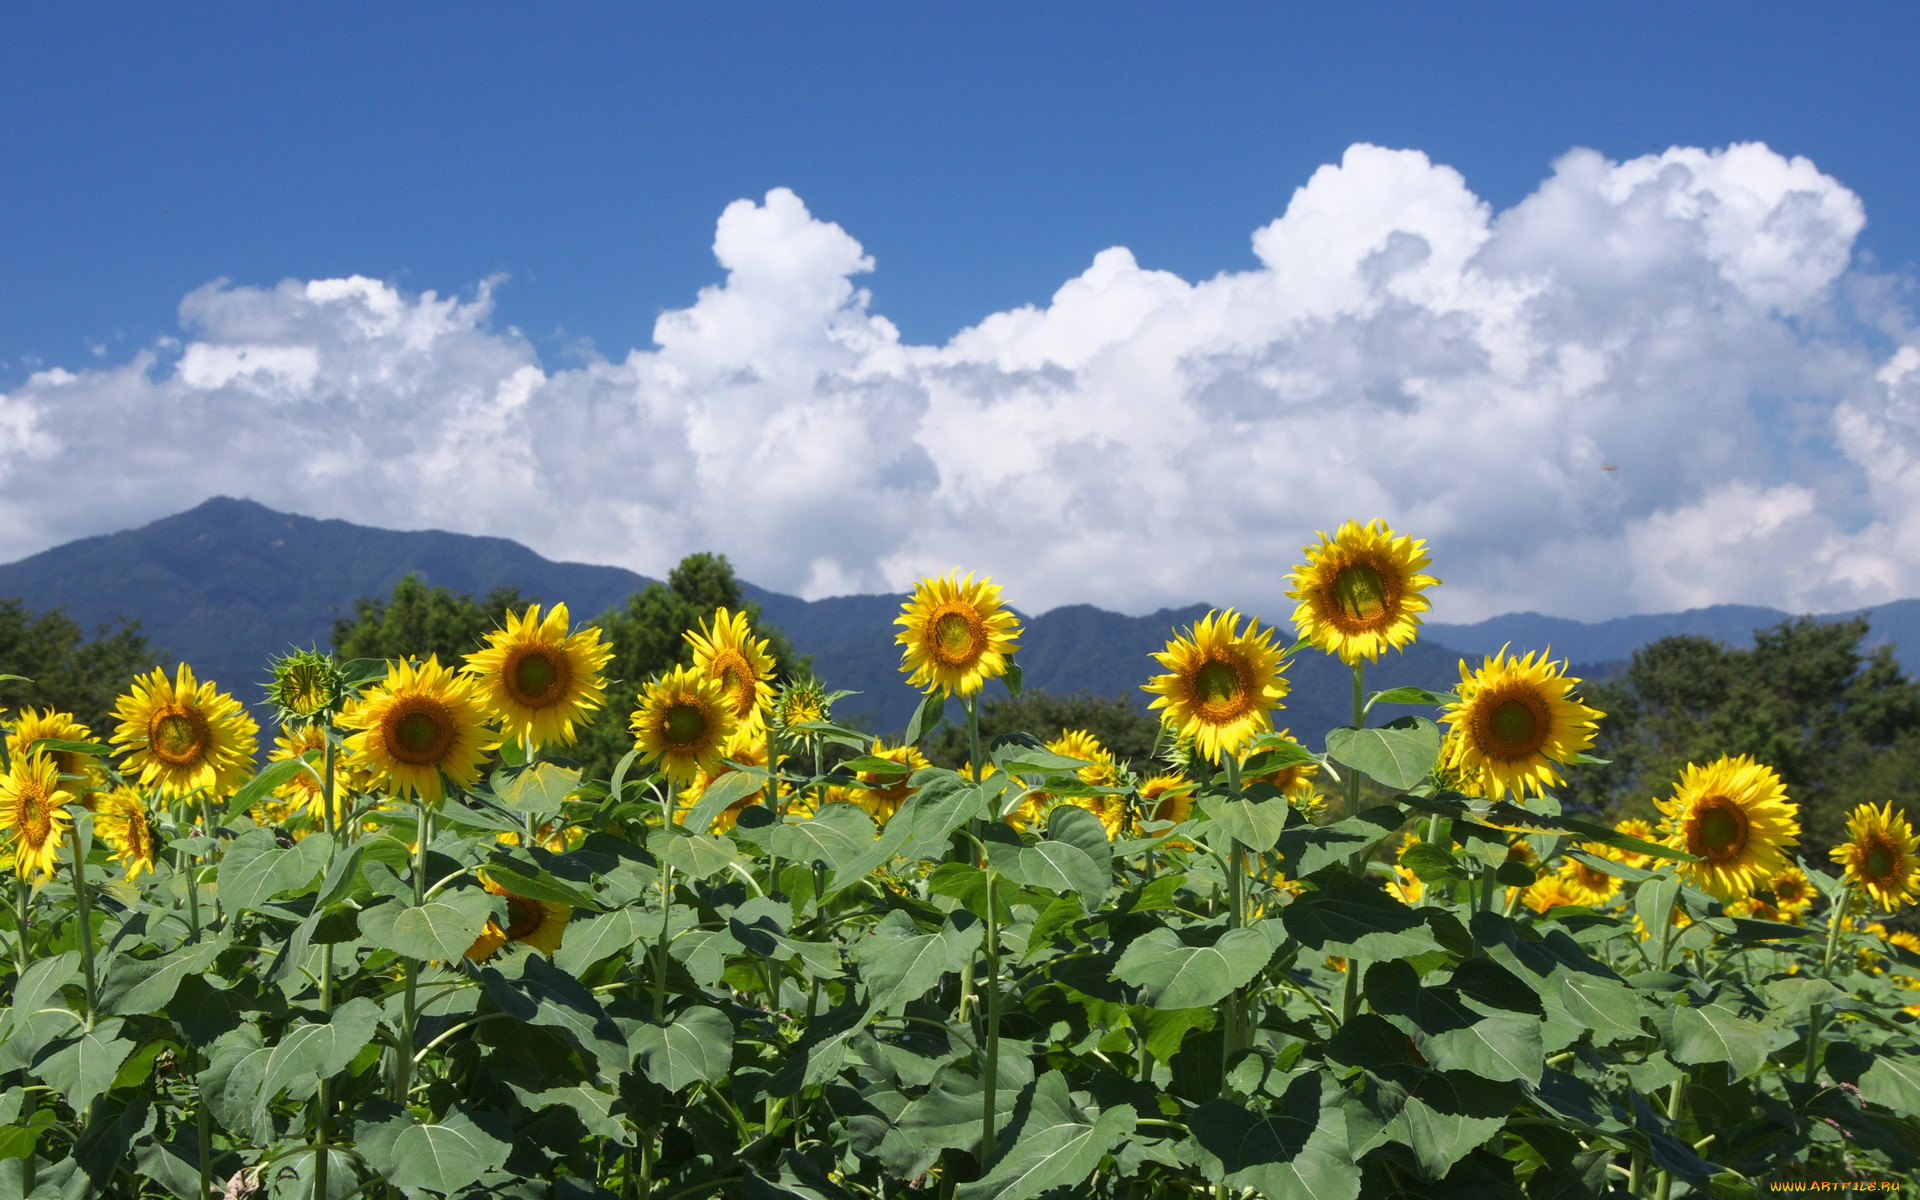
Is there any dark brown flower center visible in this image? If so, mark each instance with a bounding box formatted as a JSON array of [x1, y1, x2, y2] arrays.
[[662, 701, 710, 748], [148, 705, 210, 767], [1687, 796, 1751, 864], [1191, 654, 1253, 723], [1323, 557, 1400, 634], [504, 894, 544, 940]]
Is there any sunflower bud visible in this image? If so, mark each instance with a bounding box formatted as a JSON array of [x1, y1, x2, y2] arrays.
[[265, 649, 345, 726]]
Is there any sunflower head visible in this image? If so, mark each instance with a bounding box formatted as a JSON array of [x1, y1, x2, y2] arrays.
[[94, 785, 158, 881], [686, 607, 775, 732], [7, 708, 104, 798], [1286, 520, 1439, 664], [465, 875, 572, 961], [1767, 864, 1815, 921], [680, 726, 784, 832], [841, 739, 931, 826], [1441, 648, 1602, 801], [1138, 774, 1196, 827], [1521, 874, 1582, 914], [1386, 862, 1425, 907], [465, 603, 614, 751], [0, 752, 73, 882], [1046, 730, 1124, 789], [630, 664, 738, 788], [110, 664, 260, 798], [895, 572, 1023, 698], [337, 658, 497, 806], [265, 649, 346, 726], [773, 674, 831, 736], [1611, 818, 1659, 871], [1243, 727, 1320, 803], [1832, 801, 1920, 912], [1142, 609, 1288, 763], [1656, 754, 1800, 902], [267, 722, 363, 829], [1555, 852, 1622, 907]]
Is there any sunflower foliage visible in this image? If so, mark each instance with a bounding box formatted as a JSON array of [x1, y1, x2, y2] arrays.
[[3, 538, 1920, 1199]]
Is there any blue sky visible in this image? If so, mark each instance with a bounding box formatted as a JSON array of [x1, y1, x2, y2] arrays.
[[3, 5, 1919, 622], [4, 4, 1915, 371]]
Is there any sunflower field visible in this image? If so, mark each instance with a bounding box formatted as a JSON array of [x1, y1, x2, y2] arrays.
[[5, 520, 1920, 1199]]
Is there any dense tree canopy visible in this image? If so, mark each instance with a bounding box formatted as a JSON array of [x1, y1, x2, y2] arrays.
[[1563, 614, 1920, 851], [331, 573, 530, 664], [0, 598, 159, 739]]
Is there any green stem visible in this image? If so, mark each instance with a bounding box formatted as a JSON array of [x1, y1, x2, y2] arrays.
[[1653, 1074, 1688, 1200], [654, 836, 675, 1026], [314, 729, 338, 1200], [980, 870, 1000, 1165], [1655, 881, 1679, 973], [967, 695, 982, 785], [12, 875, 30, 974], [1803, 883, 1853, 1085], [1342, 661, 1366, 1021], [393, 797, 428, 1103], [196, 1057, 213, 1200], [1223, 753, 1246, 1066], [68, 819, 98, 1027]]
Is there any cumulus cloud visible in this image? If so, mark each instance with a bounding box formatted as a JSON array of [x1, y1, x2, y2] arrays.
[[1, 143, 1916, 622]]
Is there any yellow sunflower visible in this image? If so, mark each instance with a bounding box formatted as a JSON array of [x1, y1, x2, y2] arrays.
[[843, 740, 930, 826], [1142, 609, 1289, 763], [1286, 519, 1439, 664], [679, 726, 784, 833], [894, 572, 1022, 698], [1767, 864, 1815, 922], [684, 606, 776, 737], [1832, 801, 1920, 912], [338, 657, 497, 805], [1655, 754, 1800, 902], [1521, 874, 1582, 914], [1441, 649, 1601, 801], [1554, 853, 1622, 906], [93, 785, 158, 881], [1040, 730, 1130, 838], [465, 603, 614, 750], [1387, 862, 1426, 907], [0, 753, 72, 882], [7, 708, 104, 798], [630, 664, 737, 788], [1244, 727, 1320, 803], [111, 664, 259, 798], [1611, 817, 1659, 871], [1139, 775, 1196, 827], [266, 722, 364, 829], [464, 875, 571, 961]]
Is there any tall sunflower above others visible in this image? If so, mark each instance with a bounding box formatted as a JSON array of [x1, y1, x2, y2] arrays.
[[465, 602, 614, 751], [1287, 519, 1439, 664], [1441, 647, 1603, 801], [896, 572, 1023, 698], [1142, 609, 1288, 763], [111, 663, 259, 797], [338, 656, 497, 805], [686, 607, 775, 736]]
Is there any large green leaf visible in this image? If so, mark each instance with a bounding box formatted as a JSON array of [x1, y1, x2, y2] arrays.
[[989, 834, 1110, 912], [1200, 795, 1291, 853], [494, 762, 582, 815], [222, 753, 316, 821], [1114, 927, 1277, 1009], [480, 855, 602, 911], [1668, 1003, 1780, 1082], [201, 1024, 274, 1144], [1367, 960, 1544, 1083], [553, 906, 650, 976], [881, 1074, 988, 1176], [251, 997, 381, 1124], [382, 1110, 512, 1195], [631, 1006, 734, 1091], [99, 936, 226, 1016], [1281, 873, 1441, 958], [1324, 716, 1441, 789], [680, 766, 771, 833], [477, 958, 629, 1077], [1186, 1074, 1360, 1200], [957, 1071, 1137, 1200], [217, 827, 331, 912], [1554, 972, 1649, 1047], [651, 828, 741, 879], [357, 889, 497, 962], [1276, 809, 1403, 879], [1859, 1055, 1920, 1116], [768, 802, 884, 878], [32, 1019, 134, 1114], [857, 916, 957, 1016]]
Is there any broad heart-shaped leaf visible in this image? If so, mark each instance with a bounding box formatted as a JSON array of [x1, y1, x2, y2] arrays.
[[2, 951, 79, 1045], [478, 958, 628, 1078], [99, 935, 226, 1016], [990, 832, 1111, 912], [480, 854, 601, 911], [856, 920, 954, 1017], [1367, 961, 1544, 1083], [493, 762, 582, 815], [201, 1024, 274, 1144], [680, 766, 771, 834], [1553, 972, 1649, 1047], [768, 802, 882, 878], [1046, 803, 1113, 863], [217, 826, 331, 912], [1275, 808, 1403, 879], [221, 753, 316, 821], [32, 1019, 134, 1114], [1186, 1073, 1360, 1200], [631, 1006, 734, 1091], [1281, 873, 1441, 959], [651, 829, 741, 880], [1859, 1055, 1920, 1116], [1383, 1072, 1516, 1181], [252, 996, 381, 1124], [1200, 795, 1291, 854], [900, 770, 994, 847], [1240, 733, 1318, 777], [554, 906, 651, 976], [1113, 927, 1276, 1009], [357, 889, 497, 962], [1324, 716, 1441, 790], [1367, 686, 1456, 709], [1635, 873, 1683, 940], [382, 1110, 512, 1195], [1667, 1002, 1780, 1082], [958, 1071, 1137, 1200], [882, 1072, 990, 1176]]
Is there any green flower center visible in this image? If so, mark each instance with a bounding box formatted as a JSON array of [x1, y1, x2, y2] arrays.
[[1687, 797, 1751, 864], [507, 646, 570, 708], [663, 702, 709, 748], [1333, 563, 1388, 625], [1195, 661, 1241, 705], [148, 706, 210, 767], [382, 696, 458, 767], [1865, 837, 1901, 883], [931, 609, 982, 666]]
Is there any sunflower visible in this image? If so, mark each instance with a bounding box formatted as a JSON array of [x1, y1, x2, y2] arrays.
[[111, 664, 260, 798], [495, 821, 579, 853], [680, 726, 784, 833], [1048, 730, 1123, 787], [683, 607, 777, 737], [1767, 864, 1815, 922], [7, 708, 104, 798], [773, 675, 830, 735], [1142, 609, 1289, 763], [465, 603, 614, 750], [1139, 775, 1196, 827], [465, 875, 571, 961], [266, 722, 364, 829], [0, 753, 72, 882], [895, 572, 1023, 699], [93, 785, 158, 881], [338, 657, 496, 805], [1521, 874, 1582, 914], [1832, 801, 1920, 912], [1244, 727, 1320, 803], [843, 740, 930, 826], [1442, 649, 1601, 801], [1656, 754, 1800, 902], [630, 664, 737, 788], [1611, 818, 1659, 871], [265, 648, 345, 726], [1286, 519, 1438, 664], [1554, 853, 1622, 906], [1387, 862, 1426, 907]]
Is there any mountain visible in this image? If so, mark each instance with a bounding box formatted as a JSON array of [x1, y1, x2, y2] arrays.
[[2, 497, 1917, 750]]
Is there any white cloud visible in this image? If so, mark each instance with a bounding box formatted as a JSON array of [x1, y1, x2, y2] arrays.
[[0, 144, 1915, 623]]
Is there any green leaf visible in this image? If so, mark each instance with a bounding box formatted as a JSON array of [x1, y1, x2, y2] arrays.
[[1281, 873, 1441, 959], [840, 755, 914, 776], [383, 1110, 512, 1195], [1186, 1074, 1360, 1200], [648, 828, 741, 880], [1668, 1002, 1779, 1082], [216, 826, 331, 912], [554, 907, 650, 976], [0, 1103, 54, 1159], [768, 801, 881, 876], [857, 925, 955, 1017], [903, 689, 945, 745], [222, 754, 318, 822], [201, 1025, 274, 1144], [900, 771, 992, 846], [338, 658, 389, 689], [357, 890, 496, 962], [1554, 972, 1649, 1047], [33, 1020, 135, 1114], [1114, 927, 1277, 1009], [478, 958, 629, 1076], [1367, 686, 1457, 708], [882, 1074, 988, 1176], [1386, 1072, 1515, 1180], [1240, 736, 1318, 777], [1324, 716, 1441, 789], [988, 834, 1110, 912], [494, 762, 582, 815], [1634, 874, 1683, 944], [28, 737, 112, 757], [681, 767, 771, 833], [1047, 803, 1113, 862], [632, 1007, 735, 1091], [958, 1071, 1137, 1200], [1200, 795, 1291, 853], [1399, 841, 1467, 886], [1276, 809, 1402, 878], [99, 936, 226, 1016], [480, 855, 601, 911], [253, 996, 381, 1123], [1859, 1055, 1920, 1116]]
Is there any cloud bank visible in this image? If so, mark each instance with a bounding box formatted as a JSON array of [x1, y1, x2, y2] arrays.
[[3, 142, 1916, 622]]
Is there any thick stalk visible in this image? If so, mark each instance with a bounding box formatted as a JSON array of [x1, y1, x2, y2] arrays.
[[68, 822, 98, 1026], [1802, 883, 1853, 1085], [1223, 753, 1247, 1062], [393, 798, 429, 1103], [1342, 661, 1365, 1023], [196, 1066, 212, 1200], [1655, 885, 1680, 973], [653, 860, 675, 1024], [1653, 1075, 1689, 1200], [967, 695, 982, 785], [957, 695, 982, 1024], [980, 871, 1000, 1166], [12, 875, 30, 973], [313, 733, 337, 1200]]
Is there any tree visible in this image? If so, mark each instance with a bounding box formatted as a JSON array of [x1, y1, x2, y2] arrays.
[[924, 689, 1164, 774], [0, 599, 160, 739], [331, 574, 530, 664], [1562, 615, 1920, 853]]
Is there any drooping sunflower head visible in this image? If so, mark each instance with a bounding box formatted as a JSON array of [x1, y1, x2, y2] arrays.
[[0, 752, 73, 882], [93, 784, 158, 881], [773, 674, 830, 736], [1555, 852, 1622, 907], [1832, 801, 1920, 912], [1243, 727, 1320, 803], [1655, 754, 1800, 902], [265, 648, 346, 726], [337, 657, 497, 805], [1285, 519, 1439, 664], [7, 708, 104, 798], [894, 572, 1023, 698], [465, 875, 572, 961], [1138, 775, 1196, 827], [686, 607, 776, 731], [1046, 729, 1124, 789], [111, 664, 260, 798], [464, 603, 614, 751], [1441, 648, 1602, 801], [1142, 609, 1289, 763], [630, 664, 738, 788]]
